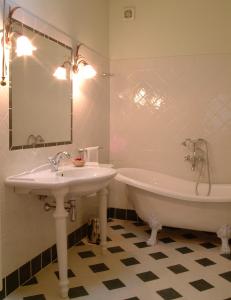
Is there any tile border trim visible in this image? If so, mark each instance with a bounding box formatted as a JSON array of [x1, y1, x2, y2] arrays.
[[1, 208, 139, 299], [9, 18, 73, 151], [107, 207, 142, 223], [1, 223, 88, 299]]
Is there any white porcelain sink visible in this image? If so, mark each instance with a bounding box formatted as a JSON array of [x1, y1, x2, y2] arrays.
[[57, 166, 114, 178], [5, 163, 116, 298], [6, 164, 116, 195]]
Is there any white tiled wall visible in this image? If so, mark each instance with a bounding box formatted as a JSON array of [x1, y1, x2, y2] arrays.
[[2, 0, 231, 281], [110, 54, 231, 184], [0, 0, 110, 276], [0, 48, 109, 275]]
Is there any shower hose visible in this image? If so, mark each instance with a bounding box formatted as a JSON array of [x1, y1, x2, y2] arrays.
[[195, 140, 211, 196]]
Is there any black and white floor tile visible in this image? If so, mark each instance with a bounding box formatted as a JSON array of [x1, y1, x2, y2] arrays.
[[7, 220, 231, 299]]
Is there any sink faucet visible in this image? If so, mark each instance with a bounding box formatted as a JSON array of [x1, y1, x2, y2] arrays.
[[48, 151, 71, 172]]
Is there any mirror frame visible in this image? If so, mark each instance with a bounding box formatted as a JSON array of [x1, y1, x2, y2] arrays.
[[9, 19, 73, 150]]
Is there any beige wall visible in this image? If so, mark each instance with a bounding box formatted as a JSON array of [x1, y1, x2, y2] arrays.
[[109, 0, 231, 59], [0, 0, 109, 275], [110, 54, 231, 183], [109, 0, 231, 209], [17, 0, 109, 57], [2, 0, 231, 277]]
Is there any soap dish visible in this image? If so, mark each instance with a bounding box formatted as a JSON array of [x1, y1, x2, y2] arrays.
[[72, 158, 85, 167]]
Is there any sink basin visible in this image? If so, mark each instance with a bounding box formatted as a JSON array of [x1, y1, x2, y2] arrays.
[[5, 164, 117, 195], [57, 167, 113, 178], [5, 162, 116, 298]]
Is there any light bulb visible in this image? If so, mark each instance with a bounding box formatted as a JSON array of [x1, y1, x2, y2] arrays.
[[15, 35, 36, 57], [53, 66, 67, 80], [81, 64, 96, 79], [77, 62, 96, 79], [72, 70, 85, 84]]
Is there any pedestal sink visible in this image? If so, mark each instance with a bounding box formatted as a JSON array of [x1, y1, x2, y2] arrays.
[[5, 163, 117, 298]]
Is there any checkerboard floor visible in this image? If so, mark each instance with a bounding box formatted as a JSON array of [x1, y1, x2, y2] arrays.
[[7, 219, 231, 300]]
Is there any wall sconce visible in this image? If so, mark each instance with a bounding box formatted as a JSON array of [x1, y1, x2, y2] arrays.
[[53, 43, 96, 81], [53, 61, 72, 80], [1, 0, 36, 86]]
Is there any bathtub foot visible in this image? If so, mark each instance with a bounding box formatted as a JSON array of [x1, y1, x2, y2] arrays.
[[217, 225, 231, 255], [146, 216, 162, 246]]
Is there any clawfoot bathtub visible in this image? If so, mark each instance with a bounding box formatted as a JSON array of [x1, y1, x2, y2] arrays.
[[116, 168, 231, 254]]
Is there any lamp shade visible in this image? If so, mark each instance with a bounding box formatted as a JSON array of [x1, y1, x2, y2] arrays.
[[77, 62, 96, 79], [53, 66, 67, 80], [15, 35, 36, 57], [83, 64, 96, 79]]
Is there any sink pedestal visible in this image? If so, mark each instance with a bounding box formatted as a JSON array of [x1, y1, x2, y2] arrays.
[[52, 188, 69, 298], [98, 188, 108, 250], [5, 164, 117, 298], [52, 187, 109, 298]]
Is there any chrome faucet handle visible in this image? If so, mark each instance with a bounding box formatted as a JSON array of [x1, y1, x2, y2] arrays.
[[182, 138, 192, 147], [184, 154, 191, 161], [48, 157, 58, 172], [78, 148, 85, 153], [57, 151, 71, 161], [48, 151, 71, 172]]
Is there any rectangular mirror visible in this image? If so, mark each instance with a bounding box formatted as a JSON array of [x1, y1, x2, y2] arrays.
[[9, 20, 73, 150]]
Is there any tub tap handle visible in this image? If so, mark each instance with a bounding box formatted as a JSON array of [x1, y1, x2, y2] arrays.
[[184, 154, 191, 161]]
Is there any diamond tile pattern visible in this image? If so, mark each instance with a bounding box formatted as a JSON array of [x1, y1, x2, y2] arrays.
[[221, 254, 231, 260], [89, 263, 109, 273], [54, 269, 75, 279], [195, 258, 216, 267], [107, 246, 124, 253], [68, 286, 88, 298], [122, 232, 136, 238], [200, 242, 217, 249], [167, 264, 188, 274], [136, 271, 159, 282], [220, 271, 231, 282], [121, 257, 140, 266], [110, 56, 231, 205], [23, 295, 46, 300], [6, 220, 231, 300], [190, 279, 214, 291], [176, 247, 194, 254], [149, 252, 168, 260], [78, 251, 96, 258], [160, 237, 175, 244], [103, 278, 125, 290], [157, 288, 182, 300], [111, 225, 124, 230], [134, 242, 150, 248]]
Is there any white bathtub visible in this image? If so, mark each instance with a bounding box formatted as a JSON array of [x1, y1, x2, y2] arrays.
[[116, 168, 231, 254]]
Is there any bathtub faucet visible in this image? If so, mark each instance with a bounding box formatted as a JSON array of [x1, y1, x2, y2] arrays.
[[184, 154, 197, 171], [182, 138, 211, 196], [182, 138, 201, 171]]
